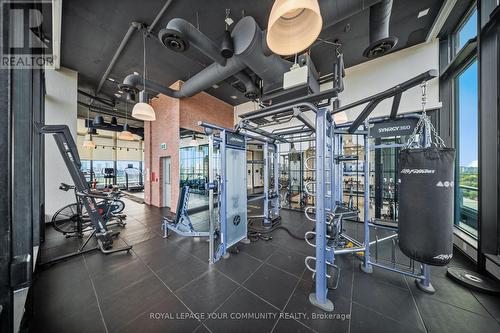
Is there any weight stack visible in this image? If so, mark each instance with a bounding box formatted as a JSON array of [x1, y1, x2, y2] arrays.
[[398, 147, 455, 266]]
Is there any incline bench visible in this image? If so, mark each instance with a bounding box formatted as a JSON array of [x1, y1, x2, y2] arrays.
[[161, 185, 209, 238]]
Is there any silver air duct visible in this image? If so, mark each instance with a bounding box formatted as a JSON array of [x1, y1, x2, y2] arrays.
[[121, 0, 387, 100], [363, 0, 398, 58], [159, 18, 227, 66]]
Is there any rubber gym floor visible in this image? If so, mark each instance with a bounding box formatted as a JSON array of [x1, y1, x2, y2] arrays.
[[25, 198, 500, 333]]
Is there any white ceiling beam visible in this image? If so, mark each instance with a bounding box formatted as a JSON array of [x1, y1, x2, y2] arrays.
[[426, 0, 457, 42], [52, 0, 62, 69]]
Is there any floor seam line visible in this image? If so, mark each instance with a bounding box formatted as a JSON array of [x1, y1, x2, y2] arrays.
[[348, 263, 355, 333], [83, 255, 109, 333]]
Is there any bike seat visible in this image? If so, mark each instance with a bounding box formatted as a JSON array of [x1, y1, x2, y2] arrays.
[[59, 183, 73, 191]]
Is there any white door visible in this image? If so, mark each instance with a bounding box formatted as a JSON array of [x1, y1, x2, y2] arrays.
[[162, 157, 171, 207]]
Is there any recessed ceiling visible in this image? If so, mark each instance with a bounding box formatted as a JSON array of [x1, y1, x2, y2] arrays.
[[50, 0, 444, 117]]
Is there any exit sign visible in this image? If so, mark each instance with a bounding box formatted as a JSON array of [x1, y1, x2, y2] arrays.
[[160, 143, 167, 150]]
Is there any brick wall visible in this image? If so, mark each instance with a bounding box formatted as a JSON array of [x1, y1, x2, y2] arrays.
[[144, 82, 234, 212], [146, 93, 180, 208], [179, 89, 234, 132]]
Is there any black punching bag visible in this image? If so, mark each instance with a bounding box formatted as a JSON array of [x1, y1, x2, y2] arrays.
[[398, 147, 455, 266]]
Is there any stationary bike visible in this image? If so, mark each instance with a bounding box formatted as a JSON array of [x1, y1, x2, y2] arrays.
[[51, 183, 126, 237]]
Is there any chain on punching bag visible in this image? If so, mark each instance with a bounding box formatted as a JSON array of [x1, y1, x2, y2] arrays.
[[398, 82, 455, 266]]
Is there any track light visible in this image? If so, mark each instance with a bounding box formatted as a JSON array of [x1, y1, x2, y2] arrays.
[[110, 116, 118, 125], [83, 134, 96, 149], [190, 134, 198, 146], [267, 0, 323, 56]]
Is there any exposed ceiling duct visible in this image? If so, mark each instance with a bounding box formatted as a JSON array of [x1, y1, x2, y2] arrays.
[[363, 0, 398, 58], [122, 16, 291, 99], [121, 0, 389, 101]]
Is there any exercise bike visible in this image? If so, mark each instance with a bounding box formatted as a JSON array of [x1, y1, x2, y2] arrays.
[[51, 182, 126, 237]]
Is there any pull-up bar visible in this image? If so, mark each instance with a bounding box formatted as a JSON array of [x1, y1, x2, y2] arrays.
[[333, 69, 438, 133]]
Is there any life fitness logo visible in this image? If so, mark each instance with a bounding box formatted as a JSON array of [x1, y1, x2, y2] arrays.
[[436, 181, 454, 188], [400, 169, 453, 188]]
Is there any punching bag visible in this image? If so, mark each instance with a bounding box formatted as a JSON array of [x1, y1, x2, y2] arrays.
[[398, 147, 455, 266]]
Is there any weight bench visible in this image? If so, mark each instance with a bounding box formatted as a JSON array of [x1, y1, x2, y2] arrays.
[[161, 185, 209, 238]]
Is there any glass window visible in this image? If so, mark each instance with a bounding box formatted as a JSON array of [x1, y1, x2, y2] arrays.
[[80, 160, 92, 182], [117, 161, 142, 187], [455, 59, 479, 237], [455, 9, 477, 53], [92, 160, 115, 189]]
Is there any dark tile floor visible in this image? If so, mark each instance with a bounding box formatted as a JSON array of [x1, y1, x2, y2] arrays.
[[25, 199, 500, 333]]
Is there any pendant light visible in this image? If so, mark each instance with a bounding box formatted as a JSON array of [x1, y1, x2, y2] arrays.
[[119, 102, 135, 141], [220, 9, 234, 58], [267, 0, 322, 56], [83, 108, 96, 148], [132, 32, 156, 121], [189, 134, 198, 146], [333, 111, 348, 124]]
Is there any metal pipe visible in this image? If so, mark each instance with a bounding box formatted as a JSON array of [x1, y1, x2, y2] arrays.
[[208, 133, 215, 264], [96, 21, 143, 95], [147, 0, 174, 34], [334, 70, 438, 113], [263, 141, 270, 225], [369, 233, 397, 246], [370, 261, 425, 280], [240, 102, 318, 121], [361, 125, 373, 273], [243, 89, 338, 119], [334, 247, 366, 255], [341, 233, 363, 247], [311, 107, 331, 309], [273, 143, 280, 216], [78, 90, 115, 107]]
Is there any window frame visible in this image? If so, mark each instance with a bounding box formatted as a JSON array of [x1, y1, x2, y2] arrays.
[[452, 4, 478, 56], [452, 56, 479, 238]]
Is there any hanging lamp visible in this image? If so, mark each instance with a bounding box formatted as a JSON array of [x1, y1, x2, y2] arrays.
[[189, 134, 198, 146], [83, 108, 96, 148], [266, 0, 322, 56], [333, 111, 348, 124], [119, 102, 135, 140], [132, 32, 156, 121]]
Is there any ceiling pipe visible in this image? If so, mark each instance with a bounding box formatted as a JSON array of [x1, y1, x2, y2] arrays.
[[363, 0, 398, 58], [96, 21, 143, 95], [147, 0, 174, 34], [158, 18, 259, 97], [78, 89, 115, 107], [95, 0, 175, 95]]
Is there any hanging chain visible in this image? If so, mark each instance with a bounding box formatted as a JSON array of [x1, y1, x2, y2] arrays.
[[406, 81, 445, 149]]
